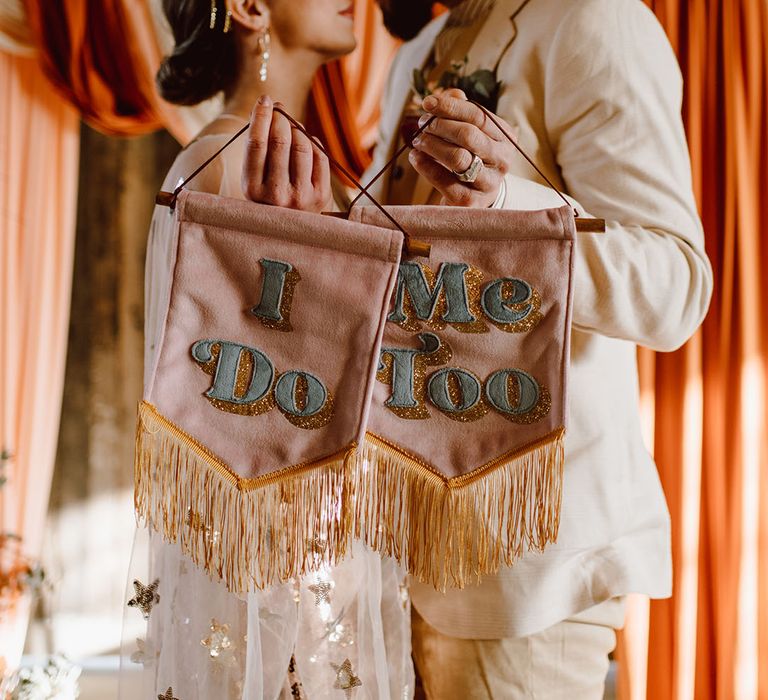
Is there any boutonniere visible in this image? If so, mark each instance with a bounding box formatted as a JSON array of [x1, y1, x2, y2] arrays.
[[413, 57, 502, 112], [401, 57, 502, 145]]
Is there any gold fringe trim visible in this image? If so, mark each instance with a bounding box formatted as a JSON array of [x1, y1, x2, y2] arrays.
[[134, 401, 563, 592]]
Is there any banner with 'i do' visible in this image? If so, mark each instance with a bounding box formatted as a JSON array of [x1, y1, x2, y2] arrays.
[[135, 190, 575, 593]]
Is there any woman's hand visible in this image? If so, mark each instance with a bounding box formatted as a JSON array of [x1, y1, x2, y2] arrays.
[[409, 88, 517, 208], [242, 95, 333, 212]]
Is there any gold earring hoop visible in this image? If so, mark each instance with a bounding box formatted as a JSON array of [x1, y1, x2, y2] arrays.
[[257, 29, 271, 82], [209, 0, 217, 29]]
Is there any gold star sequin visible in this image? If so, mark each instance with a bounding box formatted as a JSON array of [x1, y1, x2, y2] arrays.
[[331, 658, 362, 697], [321, 609, 353, 647], [288, 655, 304, 698], [128, 578, 160, 619], [158, 688, 179, 700], [308, 581, 333, 605], [200, 618, 235, 664], [130, 637, 156, 667]]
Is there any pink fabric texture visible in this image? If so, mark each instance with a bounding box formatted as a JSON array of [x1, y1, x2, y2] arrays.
[[349, 204, 575, 478], [147, 190, 403, 477]]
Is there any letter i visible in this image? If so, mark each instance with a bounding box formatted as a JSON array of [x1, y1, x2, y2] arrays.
[[250, 258, 299, 332]]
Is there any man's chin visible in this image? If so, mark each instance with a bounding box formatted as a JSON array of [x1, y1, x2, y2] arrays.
[[378, 0, 434, 41]]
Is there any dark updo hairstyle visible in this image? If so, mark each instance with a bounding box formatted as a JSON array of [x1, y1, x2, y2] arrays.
[[156, 0, 239, 105]]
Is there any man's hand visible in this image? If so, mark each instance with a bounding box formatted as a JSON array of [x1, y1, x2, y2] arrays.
[[409, 88, 518, 208], [242, 95, 332, 212]]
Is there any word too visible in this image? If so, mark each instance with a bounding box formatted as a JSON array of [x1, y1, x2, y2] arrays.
[[377, 332, 549, 423]]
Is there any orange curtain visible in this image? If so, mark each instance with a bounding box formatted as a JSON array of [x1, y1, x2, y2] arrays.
[[616, 1, 768, 699], [0, 50, 80, 669], [22, 0, 213, 143], [0, 1, 201, 673], [24, 0, 163, 135]]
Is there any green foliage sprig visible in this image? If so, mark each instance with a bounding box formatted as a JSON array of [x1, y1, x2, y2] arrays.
[[412, 57, 502, 112]]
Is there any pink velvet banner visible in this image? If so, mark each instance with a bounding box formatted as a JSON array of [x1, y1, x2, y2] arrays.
[[147, 190, 403, 474], [135, 193, 575, 591], [351, 204, 575, 479]]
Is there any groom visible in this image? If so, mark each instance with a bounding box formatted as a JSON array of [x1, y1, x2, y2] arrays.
[[368, 0, 711, 697]]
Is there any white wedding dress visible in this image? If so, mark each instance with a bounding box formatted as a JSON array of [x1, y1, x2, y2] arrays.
[[118, 118, 414, 700]]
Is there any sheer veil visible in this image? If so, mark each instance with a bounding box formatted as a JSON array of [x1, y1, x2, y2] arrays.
[[118, 125, 414, 700]]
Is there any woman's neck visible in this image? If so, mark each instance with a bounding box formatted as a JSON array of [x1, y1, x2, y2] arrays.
[[222, 43, 322, 123]]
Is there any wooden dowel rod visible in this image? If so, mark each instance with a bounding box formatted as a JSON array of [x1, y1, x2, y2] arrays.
[[575, 218, 605, 233], [156, 191, 175, 207]]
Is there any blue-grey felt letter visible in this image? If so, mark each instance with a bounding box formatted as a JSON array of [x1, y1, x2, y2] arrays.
[[485, 369, 540, 415], [251, 259, 293, 321], [274, 371, 328, 416], [388, 262, 475, 324], [481, 278, 533, 324], [192, 339, 275, 404], [427, 367, 482, 412], [380, 332, 443, 408]]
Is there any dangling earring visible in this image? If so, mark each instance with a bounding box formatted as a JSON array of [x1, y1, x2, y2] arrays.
[[257, 29, 271, 82], [209, 0, 217, 29], [210, 0, 232, 33]]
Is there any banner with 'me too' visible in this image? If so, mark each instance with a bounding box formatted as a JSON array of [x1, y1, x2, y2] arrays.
[[135, 191, 575, 593]]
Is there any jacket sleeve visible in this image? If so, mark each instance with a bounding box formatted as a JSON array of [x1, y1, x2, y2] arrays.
[[503, 0, 712, 352]]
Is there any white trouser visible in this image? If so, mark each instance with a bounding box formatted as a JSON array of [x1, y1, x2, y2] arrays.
[[412, 597, 626, 699]]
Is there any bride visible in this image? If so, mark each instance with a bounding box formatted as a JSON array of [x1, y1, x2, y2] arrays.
[[119, 1, 413, 698]]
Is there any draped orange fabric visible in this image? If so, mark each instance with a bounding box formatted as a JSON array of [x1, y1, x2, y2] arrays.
[[22, 0, 210, 143], [24, 0, 164, 135], [0, 51, 80, 668], [615, 1, 768, 698]]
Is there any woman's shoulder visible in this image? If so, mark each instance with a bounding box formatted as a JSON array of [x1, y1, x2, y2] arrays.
[[162, 116, 248, 195]]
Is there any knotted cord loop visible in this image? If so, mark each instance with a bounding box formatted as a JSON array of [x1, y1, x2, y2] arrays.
[[348, 99, 578, 217], [157, 107, 431, 256]]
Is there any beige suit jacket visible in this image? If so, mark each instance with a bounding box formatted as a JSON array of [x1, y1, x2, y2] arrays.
[[364, 0, 713, 639]]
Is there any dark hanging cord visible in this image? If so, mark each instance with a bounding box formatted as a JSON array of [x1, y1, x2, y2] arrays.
[[470, 101, 577, 214], [271, 108, 414, 244], [163, 106, 425, 253], [347, 116, 437, 210], [170, 124, 249, 202], [347, 99, 577, 216], [158, 100, 585, 254]]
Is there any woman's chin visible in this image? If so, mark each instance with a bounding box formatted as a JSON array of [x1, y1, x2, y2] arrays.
[[323, 36, 358, 61]]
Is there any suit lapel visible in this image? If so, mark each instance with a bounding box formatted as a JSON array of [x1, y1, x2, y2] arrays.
[[465, 0, 523, 73], [409, 1, 523, 204]]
